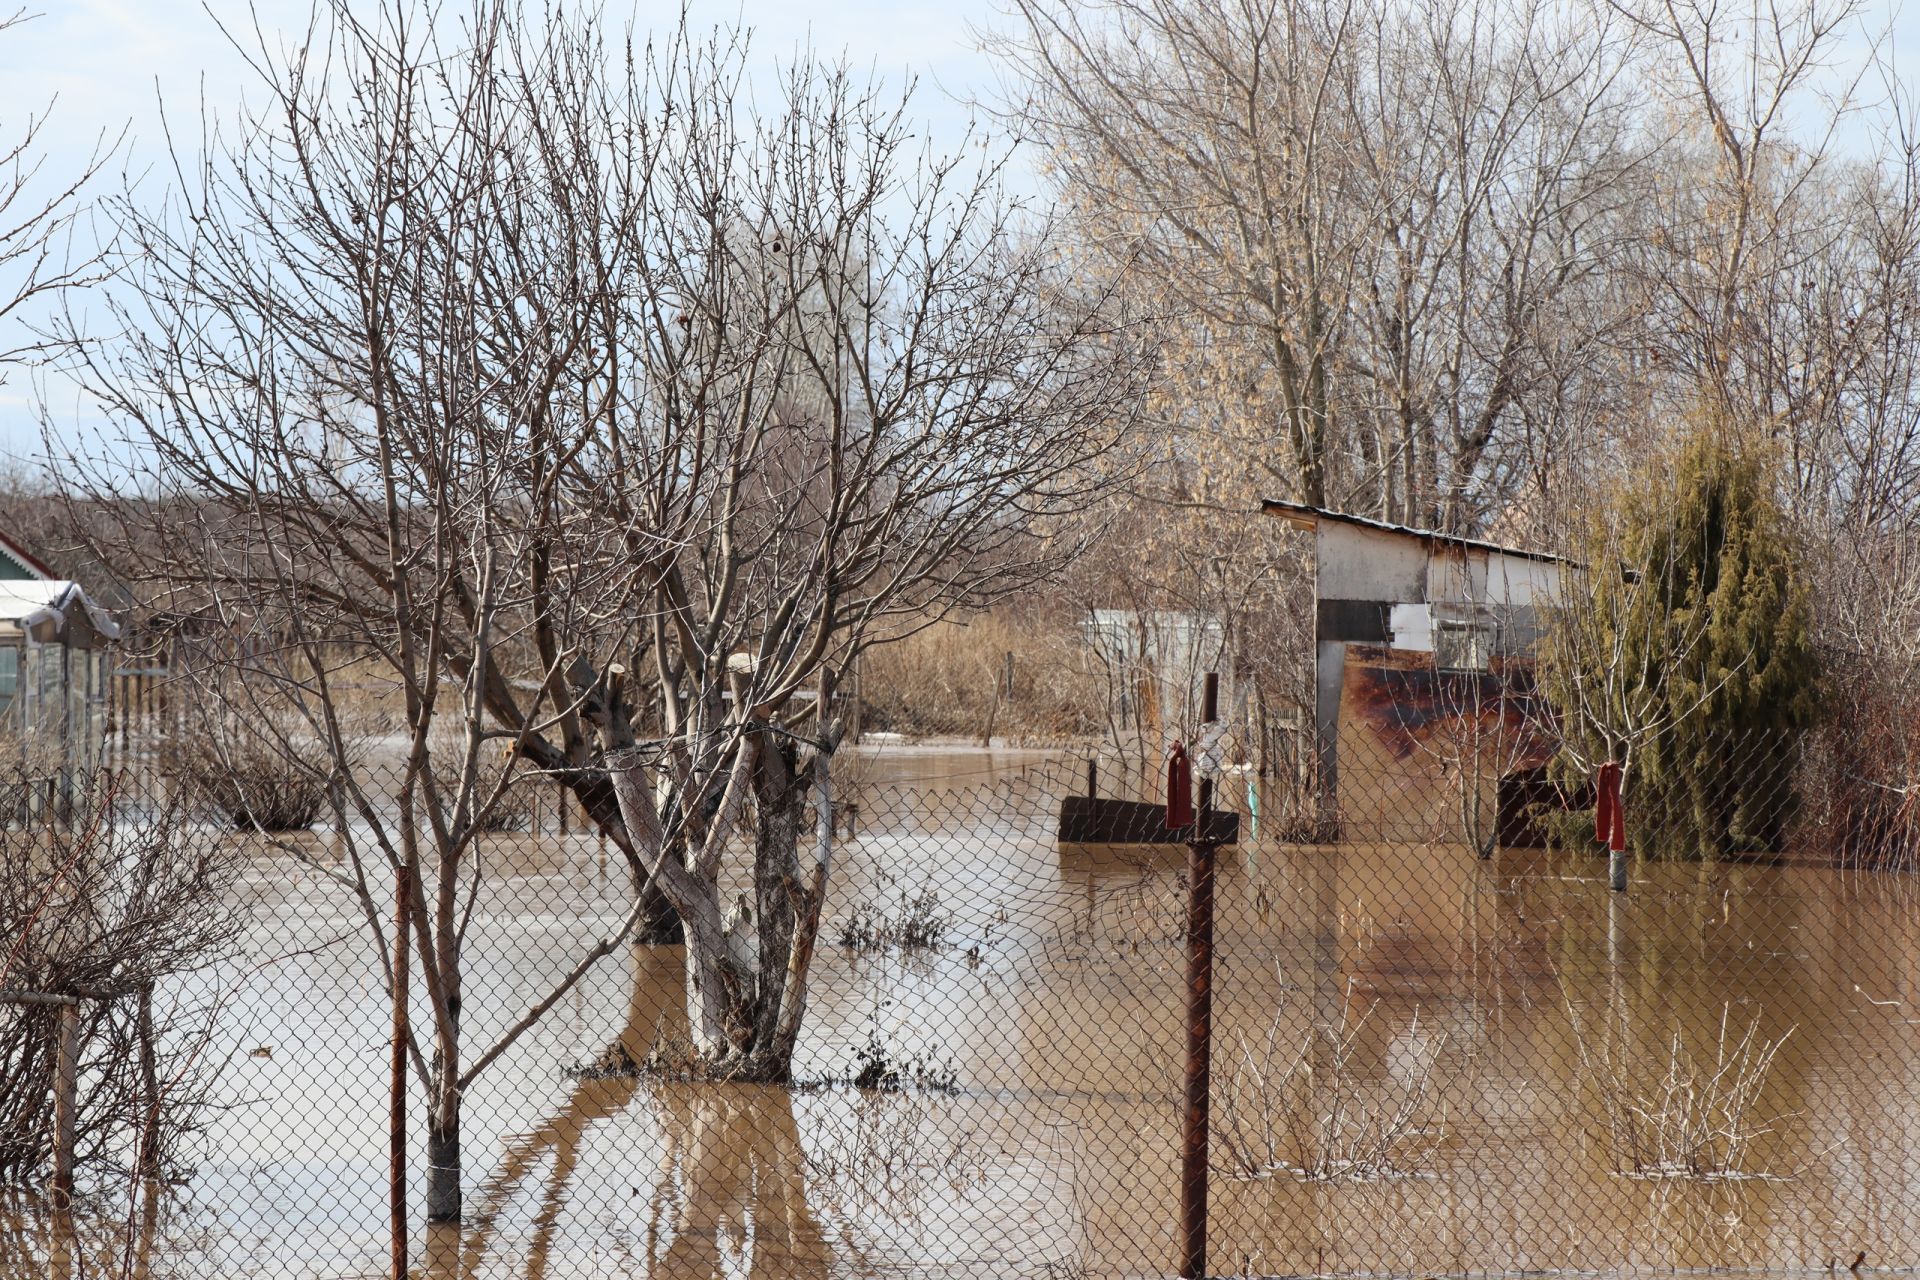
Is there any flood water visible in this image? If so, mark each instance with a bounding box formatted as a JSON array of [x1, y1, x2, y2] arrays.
[[14, 744, 1920, 1278]]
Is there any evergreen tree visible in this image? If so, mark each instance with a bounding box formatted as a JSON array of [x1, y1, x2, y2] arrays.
[[1547, 424, 1820, 859]]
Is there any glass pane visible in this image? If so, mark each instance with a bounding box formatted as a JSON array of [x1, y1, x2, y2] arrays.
[[1436, 623, 1493, 672]]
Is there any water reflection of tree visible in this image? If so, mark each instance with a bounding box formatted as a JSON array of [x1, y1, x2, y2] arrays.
[[650, 1085, 828, 1279], [443, 947, 829, 1280], [3, 1182, 164, 1280]]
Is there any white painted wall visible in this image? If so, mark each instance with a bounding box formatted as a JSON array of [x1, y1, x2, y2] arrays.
[[1486, 555, 1561, 606], [1319, 522, 1562, 610], [1317, 523, 1428, 601], [1315, 521, 1565, 658], [1388, 602, 1434, 651], [1427, 545, 1562, 609]]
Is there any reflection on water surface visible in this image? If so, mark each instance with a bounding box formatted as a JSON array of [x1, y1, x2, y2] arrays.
[[6, 747, 1919, 1278]]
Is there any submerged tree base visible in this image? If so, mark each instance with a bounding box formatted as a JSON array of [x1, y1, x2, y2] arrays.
[[565, 1020, 959, 1095], [566, 1036, 798, 1086]]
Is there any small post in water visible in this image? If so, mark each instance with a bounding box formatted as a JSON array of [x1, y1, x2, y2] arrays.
[[136, 983, 161, 1178], [50, 1000, 80, 1213], [1179, 672, 1220, 1280], [1596, 762, 1627, 893]]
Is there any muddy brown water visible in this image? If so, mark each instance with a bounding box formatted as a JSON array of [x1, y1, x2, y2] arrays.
[[11, 745, 1920, 1278]]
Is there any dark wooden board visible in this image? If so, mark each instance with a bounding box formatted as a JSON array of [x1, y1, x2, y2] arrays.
[[1057, 796, 1240, 845]]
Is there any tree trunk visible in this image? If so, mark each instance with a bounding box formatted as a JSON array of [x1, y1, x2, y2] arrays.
[[573, 767, 682, 945], [425, 1086, 461, 1223], [136, 983, 162, 1178], [770, 744, 835, 1067], [604, 723, 837, 1083], [632, 885, 685, 946], [519, 735, 685, 945], [749, 736, 805, 1069], [424, 814, 465, 1224], [674, 875, 749, 1065], [672, 735, 831, 1081]]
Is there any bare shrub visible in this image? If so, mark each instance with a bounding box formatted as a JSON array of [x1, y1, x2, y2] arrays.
[[170, 709, 346, 832], [838, 882, 954, 952], [803, 1090, 987, 1219], [427, 734, 530, 835], [1798, 642, 1920, 870], [844, 1016, 959, 1094], [1214, 988, 1446, 1182], [0, 770, 239, 1186], [1570, 1001, 1796, 1181]]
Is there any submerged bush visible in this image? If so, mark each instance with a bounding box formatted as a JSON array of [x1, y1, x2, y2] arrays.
[[844, 1009, 958, 1094], [1570, 1001, 1796, 1181], [171, 707, 348, 831], [838, 884, 954, 952], [1214, 987, 1446, 1182], [0, 772, 239, 1185]]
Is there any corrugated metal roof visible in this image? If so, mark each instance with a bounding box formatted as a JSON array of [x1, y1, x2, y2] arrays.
[[1259, 498, 1570, 565]]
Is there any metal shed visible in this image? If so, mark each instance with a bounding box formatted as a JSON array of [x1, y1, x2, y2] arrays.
[[1261, 500, 1567, 846]]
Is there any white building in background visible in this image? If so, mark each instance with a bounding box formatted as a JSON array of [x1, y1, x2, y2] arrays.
[[1081, 608, 1228, 734], [0, 532, 120, 776]]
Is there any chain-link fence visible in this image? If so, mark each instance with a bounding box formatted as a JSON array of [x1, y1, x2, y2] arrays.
[[3, 720, 1918, 1278]]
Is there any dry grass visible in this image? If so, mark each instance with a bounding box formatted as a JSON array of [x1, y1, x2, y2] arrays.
[[857, 608, 1100, 741], [1570, 1000, 1796, 1181], [1214, 985, 1446, 1182], [566, 1028, 702, 1082]]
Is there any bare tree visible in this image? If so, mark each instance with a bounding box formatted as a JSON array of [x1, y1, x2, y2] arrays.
[[58, 0, 1138, 1224], [1061, 494, 1311, 792], [1605, 0, 1871, 416], [570, 35, 1141, 1080], [989, 0, 1645, 531], [989, 0, 1365, 509], [0, 8, 117, 371]]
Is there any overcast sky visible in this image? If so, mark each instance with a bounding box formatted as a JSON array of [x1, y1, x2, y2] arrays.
[[3, 0, 1919, 468]]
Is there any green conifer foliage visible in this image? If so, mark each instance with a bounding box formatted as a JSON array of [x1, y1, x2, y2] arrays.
[[1548, 429, 1819, 859]]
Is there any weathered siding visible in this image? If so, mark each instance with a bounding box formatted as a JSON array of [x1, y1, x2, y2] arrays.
[[1316, 523, 1428, 602]]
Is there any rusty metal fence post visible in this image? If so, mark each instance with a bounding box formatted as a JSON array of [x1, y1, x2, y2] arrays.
[[0, 988, 94, 1213], [391, 859, 411, 1280], [1180, 672, 1220, 1280]]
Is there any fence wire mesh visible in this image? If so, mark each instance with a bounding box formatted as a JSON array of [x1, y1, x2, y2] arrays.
[[3, 719, 1918, 1279]]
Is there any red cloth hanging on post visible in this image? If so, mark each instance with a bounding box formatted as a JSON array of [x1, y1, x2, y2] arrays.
[[1594, 762, 1625, 853], [1165, 741, 1194, 830]]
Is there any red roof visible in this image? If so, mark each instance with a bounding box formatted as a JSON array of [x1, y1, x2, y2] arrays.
[[0, 531, 54, 580]]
